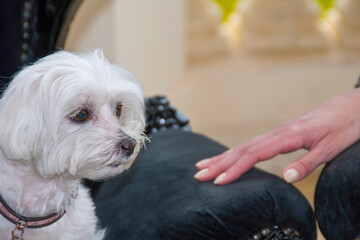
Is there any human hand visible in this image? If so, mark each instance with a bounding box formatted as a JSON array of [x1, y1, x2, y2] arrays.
[[194, 88, 360, 185]]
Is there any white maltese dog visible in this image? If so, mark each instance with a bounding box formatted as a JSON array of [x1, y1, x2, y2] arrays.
[[0, 50, 145, 240]]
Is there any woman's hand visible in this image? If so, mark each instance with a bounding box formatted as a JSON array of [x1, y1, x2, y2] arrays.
[[194, 89, 360, 185]]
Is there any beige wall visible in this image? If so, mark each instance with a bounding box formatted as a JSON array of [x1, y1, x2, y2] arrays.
[[65, 0, 186, 96]]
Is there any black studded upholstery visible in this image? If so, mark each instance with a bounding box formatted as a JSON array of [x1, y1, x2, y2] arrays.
[[145, 96, 191, 135], [0, 0, 82, 89]]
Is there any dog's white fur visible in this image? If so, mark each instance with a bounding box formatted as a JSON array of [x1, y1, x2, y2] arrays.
[[0, 50, 145, 240]]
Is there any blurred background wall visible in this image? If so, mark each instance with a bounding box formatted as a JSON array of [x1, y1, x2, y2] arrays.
[[65, 0, 186, 96], [64, 0, 360, 176]]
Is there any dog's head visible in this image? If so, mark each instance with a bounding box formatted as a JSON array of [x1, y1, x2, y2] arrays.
[[0, 50, 146, 180]]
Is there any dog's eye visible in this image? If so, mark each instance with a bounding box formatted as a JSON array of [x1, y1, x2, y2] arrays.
[[70, 110, 89, 122], [115, 104, 123, 118]]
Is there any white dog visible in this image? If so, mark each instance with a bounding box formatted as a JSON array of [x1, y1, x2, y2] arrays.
[[0, 50, 146, 240]]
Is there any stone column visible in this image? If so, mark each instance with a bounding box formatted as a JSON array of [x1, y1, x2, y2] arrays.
[[336, 0, 360, 50], [239, 0, 329, 51]]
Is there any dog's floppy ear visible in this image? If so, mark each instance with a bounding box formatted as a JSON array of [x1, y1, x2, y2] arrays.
[[0, 65, 46, 162]]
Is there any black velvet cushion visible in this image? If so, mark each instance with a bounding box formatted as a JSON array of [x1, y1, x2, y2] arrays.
[[315, 140, 360, 240], [94, 130, 316, 240]]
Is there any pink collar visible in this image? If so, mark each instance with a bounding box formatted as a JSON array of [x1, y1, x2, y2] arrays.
[[0, 195, 65, 229]]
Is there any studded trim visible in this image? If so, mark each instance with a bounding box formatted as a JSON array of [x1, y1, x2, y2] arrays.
[[247, 226, 302, 240], [145, 96, 191, 135], [20, 0, 38, 65]]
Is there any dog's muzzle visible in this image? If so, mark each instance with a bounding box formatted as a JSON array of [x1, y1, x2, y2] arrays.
[[119, 137, 137, 156], [107, 137, 137, 168]]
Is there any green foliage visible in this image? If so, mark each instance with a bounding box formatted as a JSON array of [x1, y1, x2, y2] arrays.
[[316, 0, 335, 11], [213, 0, 239, 21], [213, 0, 335, 21]]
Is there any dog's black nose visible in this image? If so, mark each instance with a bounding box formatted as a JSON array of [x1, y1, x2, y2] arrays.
[[120, 137, 137, 156]]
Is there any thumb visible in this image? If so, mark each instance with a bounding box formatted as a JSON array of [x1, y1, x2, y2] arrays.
[[282, 149, 327, 183]]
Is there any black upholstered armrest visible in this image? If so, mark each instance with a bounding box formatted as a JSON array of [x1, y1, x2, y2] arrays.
[[94, 130, 316, 240], [315, 140, 360, 240]]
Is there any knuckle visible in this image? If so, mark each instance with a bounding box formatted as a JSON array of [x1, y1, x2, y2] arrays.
[[275, 121, 303, 137], [297, 156, 314, 173], [284, 122, 303, 134], [245, 146, 258, 156], [281, 137, 302, 151]]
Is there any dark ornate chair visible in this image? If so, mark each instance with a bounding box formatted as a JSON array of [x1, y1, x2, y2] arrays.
[[315, 139, 360, 240], [0, 1, 316, 239]]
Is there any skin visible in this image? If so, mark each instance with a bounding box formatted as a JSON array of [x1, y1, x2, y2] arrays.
[[194, 88, 360, 185]]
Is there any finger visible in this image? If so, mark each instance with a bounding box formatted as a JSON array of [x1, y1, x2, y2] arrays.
[[195, 132, 281, 170], [211, 135, 305, 185], [194, 130, 281, 170], [282, 147, 331, 183], [195, 158, 212, 169], [194, 152, 239, 182], [255, 135, 304, 159], [213, 155, 257, 185], [195, 154, 225, 170], [195, 128, 306, 183]]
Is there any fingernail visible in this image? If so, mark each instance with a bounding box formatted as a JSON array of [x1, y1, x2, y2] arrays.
[[283, 168, 299, 183], [194, 168, 208, 179], [195, 159, 211, 168], [214, 172, 226, 185]]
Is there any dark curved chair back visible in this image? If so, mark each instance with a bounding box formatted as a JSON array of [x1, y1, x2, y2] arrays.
[[0, 0, 82, 90]]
